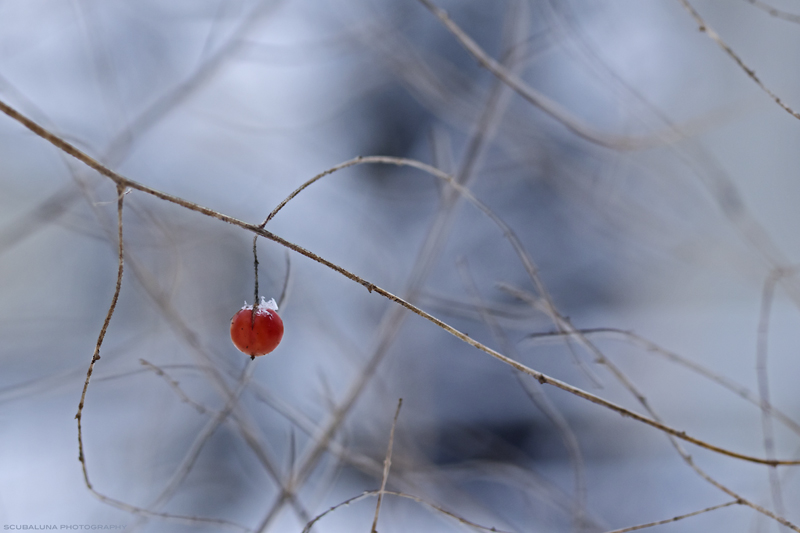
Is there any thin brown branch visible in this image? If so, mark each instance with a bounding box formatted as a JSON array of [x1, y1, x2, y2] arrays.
[[75, 183, 126, 487], [66, 186, 245, 530], [523, 327, 800, 439], [302, 491, 373, 533], [261, 157, 367, 227], [677, 0, 800, 121], [513, 281, 800, 474], [303, 490, 511, 533], [252, 235, 260, 327], [509, 297, 800, 530], [371, 399, 403, 533], [2, 100, 800, 469], [80, 496, 251, 533], [604, 499, 741, 533]]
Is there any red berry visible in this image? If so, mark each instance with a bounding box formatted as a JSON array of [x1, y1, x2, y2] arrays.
[[230, 298, 284, 357]]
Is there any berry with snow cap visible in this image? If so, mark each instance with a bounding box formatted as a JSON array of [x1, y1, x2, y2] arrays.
[[230, 297, 284, 358]]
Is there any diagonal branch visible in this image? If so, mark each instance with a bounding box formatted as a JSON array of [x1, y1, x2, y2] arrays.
[[603, 499, 741, 533], [2, 98, 800, 468], [415, 0, 688, 149], [677, 0, 800, 121]]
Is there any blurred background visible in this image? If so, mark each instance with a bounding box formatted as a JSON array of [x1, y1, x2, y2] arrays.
[[2, 0, 800, 531]]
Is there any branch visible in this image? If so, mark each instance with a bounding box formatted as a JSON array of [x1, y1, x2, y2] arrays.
[[2, 97, 800, 467], [677, 0, 800, 121]]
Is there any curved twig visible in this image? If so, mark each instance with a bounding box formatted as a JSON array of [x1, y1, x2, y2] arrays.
[[302, 490, 511, 533], [75, 183, 125, 486]]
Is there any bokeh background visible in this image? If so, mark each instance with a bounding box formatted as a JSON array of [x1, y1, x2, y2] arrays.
[[2, 0, 800, 531]]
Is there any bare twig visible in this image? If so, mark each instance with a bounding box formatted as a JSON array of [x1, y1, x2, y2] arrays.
[[303, 490, 511, 533], [507, 291, 800, 530], [75, 183, 125, 487], [522, 327, 800, 439], [677, 0, 800, 121], [371, 399, 403, 533], [67, 185, 249, 530], [2, 100, 800, 469], [252, 235, 260, 327], [603, 499, 741, 533]]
